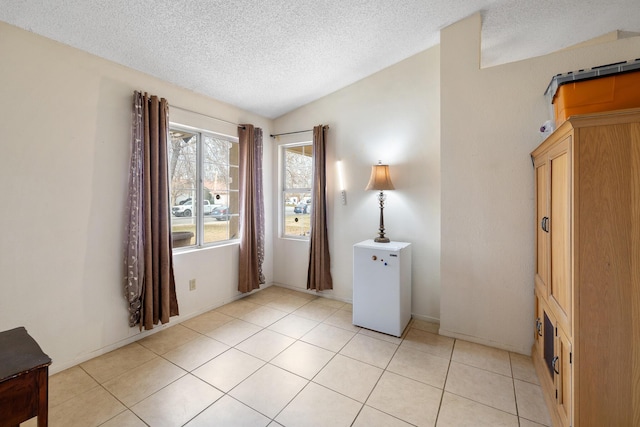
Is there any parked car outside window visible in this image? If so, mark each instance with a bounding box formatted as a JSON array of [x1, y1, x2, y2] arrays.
[[171, 200, 214, 217], [211, 205, 231, 221], [293, 202, 311, 214]]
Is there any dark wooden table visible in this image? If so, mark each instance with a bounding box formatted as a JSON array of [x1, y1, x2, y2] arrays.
[[0, 327, 52, 427]]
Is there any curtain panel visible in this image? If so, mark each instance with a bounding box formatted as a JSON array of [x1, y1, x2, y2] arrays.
[[238, 125, 265, 293], [307, 125, 333, 291], [124, 91, 179, 330], [124, 92, 144, 327]]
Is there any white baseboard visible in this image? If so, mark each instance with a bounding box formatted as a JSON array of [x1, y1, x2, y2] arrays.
[[410, 313, 440, 324], [438, 327, 530, 355], [270, 282, 353, 303]]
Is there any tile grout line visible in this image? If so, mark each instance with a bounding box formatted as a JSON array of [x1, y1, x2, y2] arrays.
[[433, 338, 457, 427], [171, 294, 304, 426], [246, 296, 409, 426], [100, 315, 248, 426], [268, 315, 362, 424], [348, 331, 406, 427], [509, 352, 522, 426], [438, 345, 528, 424], [199, 294, 346, 425]]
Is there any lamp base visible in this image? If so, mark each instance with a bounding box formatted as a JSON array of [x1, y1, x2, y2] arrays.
[[374, 191, 391, 243]]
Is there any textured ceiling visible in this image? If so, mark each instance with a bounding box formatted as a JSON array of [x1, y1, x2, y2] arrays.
[[2, 1, 639, 118]]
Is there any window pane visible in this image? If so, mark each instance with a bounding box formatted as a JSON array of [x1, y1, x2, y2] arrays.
[[228, 143, 240, 241], [169, 130, 197, 247], [227, 155, 239, 239], [284, 192, 311, 237], [282, 143, 312, 238], [284, 145, 312, 190], [203, 135, 238, 245], [229, 139, 239, 167]]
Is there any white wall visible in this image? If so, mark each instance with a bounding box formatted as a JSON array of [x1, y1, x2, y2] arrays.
[[0, 22, 273, 373], [440, 13, 640, 353], [272, 47, 441, 321]]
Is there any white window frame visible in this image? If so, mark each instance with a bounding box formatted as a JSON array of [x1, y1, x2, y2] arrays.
[[169, 123, 239, 249], [280, 141, 313, 239]]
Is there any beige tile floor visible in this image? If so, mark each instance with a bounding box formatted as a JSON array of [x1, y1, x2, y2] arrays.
[[23, 285, 552, 427]]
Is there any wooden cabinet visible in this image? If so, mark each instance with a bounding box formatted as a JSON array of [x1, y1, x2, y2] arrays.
[[0, 327, 52, 427], [531, 108, 640, 427]]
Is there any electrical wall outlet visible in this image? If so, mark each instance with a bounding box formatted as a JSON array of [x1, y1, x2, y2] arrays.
[[189, 279, 196, 291]]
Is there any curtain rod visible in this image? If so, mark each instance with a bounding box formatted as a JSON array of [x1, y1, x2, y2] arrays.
[[270, 125, 329, 138], [171, 105, 245, 129]]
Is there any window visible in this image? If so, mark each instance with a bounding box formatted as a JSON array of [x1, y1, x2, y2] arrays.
[[282, 143, 313, 238], [168, 125, 239, 248]]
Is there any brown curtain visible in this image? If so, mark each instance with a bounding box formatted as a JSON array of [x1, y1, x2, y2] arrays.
[[238, 125, 265, 293], [307, 125, 333, 291], [124, 92, 145, 326], [124, 91, 179, 330]]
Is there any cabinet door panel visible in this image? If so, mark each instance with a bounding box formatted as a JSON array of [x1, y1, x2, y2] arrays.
[[548, 136, 572, 330], [533, 290, 544, 358], [556, 326, 572, 427], [534, 156, 549, 295]]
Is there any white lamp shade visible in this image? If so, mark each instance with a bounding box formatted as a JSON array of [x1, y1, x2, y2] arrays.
[[365, 164, 395, 191]]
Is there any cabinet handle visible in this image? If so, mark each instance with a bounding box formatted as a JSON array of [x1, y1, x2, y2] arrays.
[[535, 318, 542, 336], [551, 356, 560, 375], [541, 217, 550, 233]]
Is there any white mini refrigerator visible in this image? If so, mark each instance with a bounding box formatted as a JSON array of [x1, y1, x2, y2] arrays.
[[352, 240, 412, 337]]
